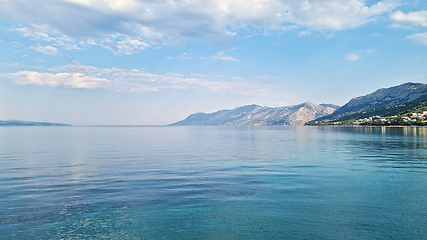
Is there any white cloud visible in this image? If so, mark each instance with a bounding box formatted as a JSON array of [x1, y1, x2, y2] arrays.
[[9, 71, 109, 88], [0, 0, 398, 54], [345, 53, 360, 61], [101, 37, 149, 55], [15, 25, 54, 41], [288, 0, 397, 30], [390, 10, 427, 27], [168, 53, 194, 60], [282, 25, 298, 31], [30, 44, 58, 55], [388, 23, 411, 29], [345, 49, 374, 61], [298, 30, 311, 36], [407, 32, 427, 45], [359, 49, 374, 54], [0, 62, 42, 69], [210, 52, 239, 61], [6, 62, 274, 96], [389, 10, 427, 46], [191, 73, 206, 78], [14, 25, 82, 50]]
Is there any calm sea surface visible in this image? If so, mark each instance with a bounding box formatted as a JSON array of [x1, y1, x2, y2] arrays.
[[1, 126, 427, 239]]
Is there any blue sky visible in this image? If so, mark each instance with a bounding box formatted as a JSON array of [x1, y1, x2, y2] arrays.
[[1, 0, 427, 125]]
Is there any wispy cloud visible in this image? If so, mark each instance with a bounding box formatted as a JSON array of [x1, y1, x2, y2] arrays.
[[1, 0, 398, 54], [10, 71, 109, 89], [210, 52, 239, 61], [288, 0, 396, 30], [345, 53, 360, 61], [14, 25, 54, 41], [407, 32, 427, 45], [101, 37, 150, 55], [30, 44, 58, 55], [168, 52, 194, 60], [345, 49, 374, 61], [390, 10, 427, 46], [0, 62, 43, 69], [5, 62, 275, 96], [298, 31, 311, 37]]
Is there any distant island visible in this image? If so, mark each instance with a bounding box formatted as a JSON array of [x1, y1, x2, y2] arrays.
[[0, 120, 70, 126], [173, 82, 427, 127]]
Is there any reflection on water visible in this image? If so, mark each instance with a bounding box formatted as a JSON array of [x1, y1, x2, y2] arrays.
[[319, 125, 427, 136], [0, 126, 427, 239]]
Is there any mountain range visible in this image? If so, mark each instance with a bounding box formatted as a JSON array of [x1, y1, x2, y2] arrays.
[[2, 82, 426, 127], [172, 102, 339, 126], [173, 82, 427, 126]]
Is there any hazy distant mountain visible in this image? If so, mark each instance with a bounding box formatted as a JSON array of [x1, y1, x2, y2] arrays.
[[171, 102, 339, 126], [0, 120, 70, 126], [308, 82, 427, 124]]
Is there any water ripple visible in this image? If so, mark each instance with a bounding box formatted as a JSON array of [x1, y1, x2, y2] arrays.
[[1, 126, 427, 239]]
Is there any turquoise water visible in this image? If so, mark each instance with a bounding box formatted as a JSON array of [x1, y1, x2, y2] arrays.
[[1, 126, 427, 239]]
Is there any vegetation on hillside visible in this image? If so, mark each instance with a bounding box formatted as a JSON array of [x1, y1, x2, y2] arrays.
[[308, 95, 427, 126]]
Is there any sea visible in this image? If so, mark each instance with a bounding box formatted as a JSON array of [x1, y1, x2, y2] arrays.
[[1, 126, 427, 239]]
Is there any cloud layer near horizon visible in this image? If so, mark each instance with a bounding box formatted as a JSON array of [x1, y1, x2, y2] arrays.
[[4, 62, 276, 96], [1, 0, 398, 54]]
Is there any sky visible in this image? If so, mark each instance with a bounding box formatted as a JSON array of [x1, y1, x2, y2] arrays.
[[0, 0, 427, 125]]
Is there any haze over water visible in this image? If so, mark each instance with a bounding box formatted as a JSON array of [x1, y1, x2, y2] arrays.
[[1, 126, 427, 239]]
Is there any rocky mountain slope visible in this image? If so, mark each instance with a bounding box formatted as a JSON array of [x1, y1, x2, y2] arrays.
[[308, 82, 427, 124], [171, 102, 339, 126]]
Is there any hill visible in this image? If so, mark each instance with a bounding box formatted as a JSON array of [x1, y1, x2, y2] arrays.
[[307, 82, 427, 124]]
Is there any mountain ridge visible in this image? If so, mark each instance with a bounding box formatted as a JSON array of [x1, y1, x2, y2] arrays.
[[172, 82, 427, 127], [171, 102, 339, 126], [307, 82, 427, 124]]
